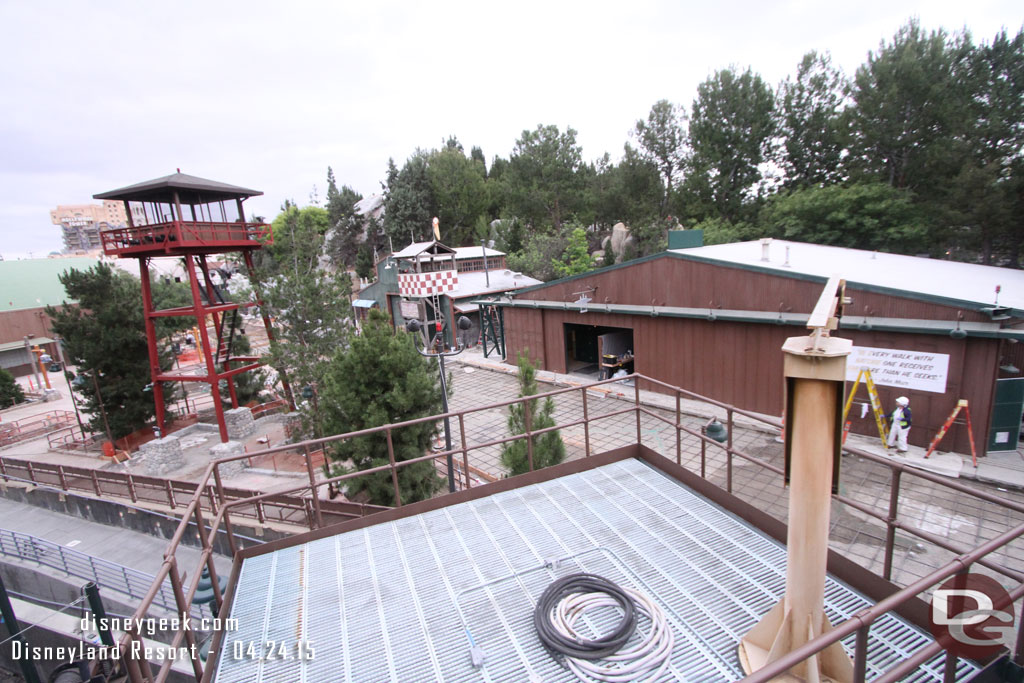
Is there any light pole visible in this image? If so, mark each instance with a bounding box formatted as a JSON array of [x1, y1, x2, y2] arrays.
[[406, 315, 473, 493]]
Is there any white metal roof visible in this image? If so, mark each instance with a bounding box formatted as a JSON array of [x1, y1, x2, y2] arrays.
[[449, 269, 541, 300], [451, 246, 504, 259], [672, 240, 1024, 311], [215, 459, 960, 682]]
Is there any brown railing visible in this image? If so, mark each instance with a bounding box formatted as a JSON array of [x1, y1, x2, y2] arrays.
[[0, 410, 76, 447], [101, 373, 1022, 683], [0, 456, 385, 528], [100, 221, 269, 256]]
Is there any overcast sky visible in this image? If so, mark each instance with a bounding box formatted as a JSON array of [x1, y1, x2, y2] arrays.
[[1, 0, 1021, 259]]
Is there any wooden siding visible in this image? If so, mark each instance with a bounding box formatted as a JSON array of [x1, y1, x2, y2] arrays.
[[505, 307, 993, 454], [505, 256, 1006, 455], [515, 255, 992, 323]]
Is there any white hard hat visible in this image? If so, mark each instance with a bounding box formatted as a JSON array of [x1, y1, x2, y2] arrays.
[[896, 396, 909, 406]]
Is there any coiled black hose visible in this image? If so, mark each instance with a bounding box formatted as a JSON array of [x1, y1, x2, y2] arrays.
[[533, 573, 638, 660]]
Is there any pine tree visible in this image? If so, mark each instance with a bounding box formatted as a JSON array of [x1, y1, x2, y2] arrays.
[[500, 351, 565, 476], [0, 368, 25, 408], [46, 263, 191, 439], [319, 309, 445, 505]]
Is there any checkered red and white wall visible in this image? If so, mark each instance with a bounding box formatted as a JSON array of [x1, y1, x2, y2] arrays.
[[398, 270, 458, 297]]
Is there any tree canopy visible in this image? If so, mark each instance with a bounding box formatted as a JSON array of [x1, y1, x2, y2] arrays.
[[319, 308, 445, 505], [46, 263, 191, 439]]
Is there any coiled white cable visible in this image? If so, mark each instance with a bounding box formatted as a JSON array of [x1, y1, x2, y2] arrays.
[[549, 586, 674, 682]]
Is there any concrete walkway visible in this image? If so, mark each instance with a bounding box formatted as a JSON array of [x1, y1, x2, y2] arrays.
[[0, 496, 231, 581], [453, 346, 1024, 490]]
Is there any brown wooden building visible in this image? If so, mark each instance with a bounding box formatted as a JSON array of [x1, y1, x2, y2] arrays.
[[492, 240, 1024, 457]]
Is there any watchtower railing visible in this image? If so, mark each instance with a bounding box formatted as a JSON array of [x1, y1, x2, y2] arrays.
[[100, 221, 269, 256]]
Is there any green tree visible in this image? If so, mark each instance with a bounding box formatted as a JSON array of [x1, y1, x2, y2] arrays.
[[324, 167, 364, 267], [634, 99, 687, 211], [319, 309, 445, 505], [383, 153, 436, 244], [259, 205, 352, 438], [589, 147, 663, 231], [355, 244, 376, 281], [552, 226, 593, 278], [508, 228, 572, 282], [218, 332, 266, 406], [0, 368, 25, 408], [504, 124, 586, 231], [761, 182, 928, 252], [47, 263, 190, 439], [500, 351, 565, 476], [846, 21, 972, 191], [949, 28, 1024, 263], [776, 51, 849, 188], [426, 145, 488, 246], [685, 67, 776, 222]]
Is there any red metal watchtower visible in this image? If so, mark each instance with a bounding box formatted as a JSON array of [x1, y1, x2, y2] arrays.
[[94, 171, 292, 442]]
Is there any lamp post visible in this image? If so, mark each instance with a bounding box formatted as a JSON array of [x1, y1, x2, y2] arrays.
[[72, 369, 114, 447], [406, 315, 473, 493]]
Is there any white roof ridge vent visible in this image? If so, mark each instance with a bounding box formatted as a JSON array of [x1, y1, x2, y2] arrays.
[[760, 237, 773, 262]]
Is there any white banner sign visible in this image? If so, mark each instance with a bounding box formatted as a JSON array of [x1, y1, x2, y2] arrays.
[[847, 346, 949, 394]]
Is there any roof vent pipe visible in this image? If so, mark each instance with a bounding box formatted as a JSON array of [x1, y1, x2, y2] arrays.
[[760, 238, 772, 262], [782, 246, 791, 268]]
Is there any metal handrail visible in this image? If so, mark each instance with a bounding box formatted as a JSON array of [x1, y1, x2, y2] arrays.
[[0, 527, 209, 619], [113, 371, 1024, 682]]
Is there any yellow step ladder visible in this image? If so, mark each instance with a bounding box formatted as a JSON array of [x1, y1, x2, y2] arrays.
[[843, 369, 888, 447]]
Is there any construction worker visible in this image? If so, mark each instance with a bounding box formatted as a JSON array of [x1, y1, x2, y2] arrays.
[[887, 396, 912, 452]]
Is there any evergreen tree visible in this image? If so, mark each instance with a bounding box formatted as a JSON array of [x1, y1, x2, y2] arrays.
[[634, 99, 687, 212], [259, 205, 352, 438], [319, 309, 445, 506], [0, 368, 25, 408], [218, 333, 266, 406], [776, 51, 849, 188], [686, 67, 777, 222], [324, 167, 364, 267], [355, 244, 376, 281], [47, 263, 191, 439], [501, 351, 565, 476]]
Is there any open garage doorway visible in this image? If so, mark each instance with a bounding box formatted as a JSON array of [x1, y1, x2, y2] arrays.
[[564, 323, 634, 380]]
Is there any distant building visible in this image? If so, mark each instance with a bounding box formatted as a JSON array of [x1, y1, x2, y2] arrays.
[[494, 238, 1024, 457], [49, 200, 146, 252], [357, 241, 540, 346], [0, 256, 100, 376]]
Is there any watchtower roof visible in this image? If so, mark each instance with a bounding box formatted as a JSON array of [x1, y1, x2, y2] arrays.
[[93, 172, 263, 204]]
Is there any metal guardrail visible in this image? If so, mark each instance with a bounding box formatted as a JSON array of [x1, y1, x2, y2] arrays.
[[0, 527, 209, 619], [0, 455, 386, 529], [92, 372, 1024, 682], [0, 410, 76, 447]]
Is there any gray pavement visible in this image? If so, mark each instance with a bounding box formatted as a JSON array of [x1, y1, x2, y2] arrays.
[[444, 350, 1024, 592], [0, 495, 231, 581]]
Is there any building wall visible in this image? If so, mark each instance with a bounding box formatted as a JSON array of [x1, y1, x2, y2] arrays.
[[512, 256, 992, 324], [503, 255, 1002, 455], [0, 307, 59, 376]]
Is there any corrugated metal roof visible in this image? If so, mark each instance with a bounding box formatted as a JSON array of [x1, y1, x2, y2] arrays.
[[215, 459, 968, 682]]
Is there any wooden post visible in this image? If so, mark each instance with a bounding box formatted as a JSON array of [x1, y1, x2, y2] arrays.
[[739, 277, 854, 683]]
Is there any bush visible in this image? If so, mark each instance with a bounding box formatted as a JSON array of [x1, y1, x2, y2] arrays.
[[500, 351, 566, 476]]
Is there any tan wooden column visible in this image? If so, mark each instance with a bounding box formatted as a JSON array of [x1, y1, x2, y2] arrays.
[[739, 277, 854, 683]]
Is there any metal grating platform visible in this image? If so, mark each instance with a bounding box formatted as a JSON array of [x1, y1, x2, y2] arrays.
[[215, 458, 976, 682]]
